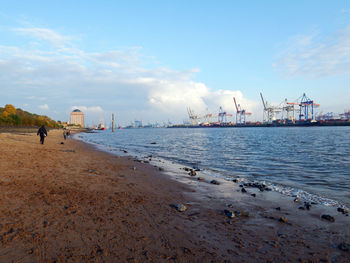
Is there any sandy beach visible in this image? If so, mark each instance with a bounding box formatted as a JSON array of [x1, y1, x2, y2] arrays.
[[0, 129, 349, 262]]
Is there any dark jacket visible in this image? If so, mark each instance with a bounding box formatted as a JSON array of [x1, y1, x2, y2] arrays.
[[37, 126, 47, 136]]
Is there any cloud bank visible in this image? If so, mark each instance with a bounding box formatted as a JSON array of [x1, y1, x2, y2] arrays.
[[274, 25, 350, 78], [0, 26, 256, 125]]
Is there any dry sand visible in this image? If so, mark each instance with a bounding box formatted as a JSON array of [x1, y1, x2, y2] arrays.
[[0, 129, 349, 262]]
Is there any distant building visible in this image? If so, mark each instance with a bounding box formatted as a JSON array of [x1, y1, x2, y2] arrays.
[[70, 109, 84, 127]]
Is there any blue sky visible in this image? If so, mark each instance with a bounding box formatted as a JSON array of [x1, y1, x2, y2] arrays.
[[1, 0, 350, 125]]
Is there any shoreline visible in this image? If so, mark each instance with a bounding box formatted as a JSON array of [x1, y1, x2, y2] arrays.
[[0, 129, 349, 262], [76, 130, 350, 211]]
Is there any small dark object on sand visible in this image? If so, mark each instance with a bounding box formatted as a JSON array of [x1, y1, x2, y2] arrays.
[[338, 242, 350, 252], [232, 179, 238, 183], [189, 170, 196, 176], [210, 180, 220, 185], [337, 207, 349, 214], [60, 142, 64, 144], [275, 207, 281, 211], [197, 177, 204, 181], [251, 193, 256, 197], [279, 216, 288, 223], [294, 198, 299, 202], [299, 206, 305, 210], [304, 202, 312, 210], [173, 204, 187, 212], [150, 142, 157, 144], [184, 167, 190, 172], [241, 188, 247, 193], [321, 214, 335, 222], [224, 209, 235, 219]]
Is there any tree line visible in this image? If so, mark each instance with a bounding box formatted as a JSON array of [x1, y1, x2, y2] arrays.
[[0, 104, 61, 128]]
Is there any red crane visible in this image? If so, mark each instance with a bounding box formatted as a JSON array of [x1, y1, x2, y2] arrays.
[[233, 97, 251, 124]]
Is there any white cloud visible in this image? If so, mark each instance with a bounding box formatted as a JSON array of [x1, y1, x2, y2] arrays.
[[38, 104, 49, 110], [71, 106, 103, 113], [13, 27, 72, 48], [0, 26, 256, 124], [274, 25, 350, 78]]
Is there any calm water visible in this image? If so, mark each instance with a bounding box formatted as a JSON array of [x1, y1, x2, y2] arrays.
[[77, 127, 350, 208]]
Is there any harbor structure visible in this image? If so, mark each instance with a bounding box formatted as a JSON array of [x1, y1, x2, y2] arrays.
[[70, 109, 84, 127]]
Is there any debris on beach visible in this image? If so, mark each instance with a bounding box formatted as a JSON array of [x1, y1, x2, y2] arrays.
[[279, 216, 288, 223], [159, 167, 164, 171], [197, 177, 204, 181], [251, 193, 256, 197], [132, 166, 137, 171], [224, 209, 235, 219], [150, 142, 157, 144], [338, 242, 350, 252], [227, 204, 234, 208], [294, 198, 299, 202], [171, 204, 187, 212], [304, 202, 312, 210], [189, 170, 196, 176], [321, 214, 335, 222], [210, 180, 220, 185], [275, 207, 281, 211], [337, 207, 348, 214], [241, 187, 247, 193]]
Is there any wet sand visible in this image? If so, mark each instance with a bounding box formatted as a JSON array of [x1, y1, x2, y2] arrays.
[[0, 129, 349, 262]]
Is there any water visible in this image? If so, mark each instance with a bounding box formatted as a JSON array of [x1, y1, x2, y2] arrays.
[[77, 126, 350, 208]]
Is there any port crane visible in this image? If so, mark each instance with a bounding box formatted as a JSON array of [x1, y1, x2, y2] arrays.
[[286, 93, 319, 121], [233, 97, 251, 124], [218, 106, 232, 124], [260, 92, 282, 123], [187, 107, 200, 125]]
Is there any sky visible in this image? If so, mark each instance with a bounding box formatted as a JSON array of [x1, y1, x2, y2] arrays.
[[1, 0, 350, 126]]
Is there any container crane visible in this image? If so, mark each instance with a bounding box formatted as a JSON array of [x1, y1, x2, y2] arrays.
[[260, 92, 281, 123], [286, 93, 320, 121], [218, 106, 232, 124], [187, 107, 200, 125], [233, 97, 252, 124]]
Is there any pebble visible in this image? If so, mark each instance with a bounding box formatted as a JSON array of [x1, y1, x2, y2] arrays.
[[279, 216, 288, 223], [338, 242, 350, 252], [304, 202, 312, 210], [227, 204, 234, 208], [132, 166, 136, 171], [321, 214, 335, 222], [337, 207, 349, 214], [174, 204, 187, 212], [224, 209, 235, 219], [251, 193, 256, 197], [189, 170, 196, 176], [275, 207, 281, 211], [159, 167, 164, 171], [210, 180, 220, 185], [197, 177, 204, 181], [294, 198, 299, 202], [241, 188, 247, 193]]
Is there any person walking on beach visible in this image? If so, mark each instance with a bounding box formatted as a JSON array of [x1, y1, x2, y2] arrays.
[[63, 128, 67, 140], [37, 125, 47, 144]]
